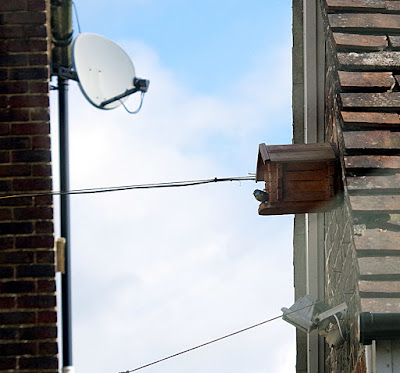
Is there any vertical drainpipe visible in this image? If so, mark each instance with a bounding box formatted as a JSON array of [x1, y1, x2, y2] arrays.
[[59, 76, 73, 372], [50, 1, 74, 371]]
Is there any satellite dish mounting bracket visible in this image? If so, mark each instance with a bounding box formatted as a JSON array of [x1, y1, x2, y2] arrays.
[[57, 66, 78, 81], [99, 77, 149, 108]]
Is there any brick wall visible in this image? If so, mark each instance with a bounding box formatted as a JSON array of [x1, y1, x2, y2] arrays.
[[0, 0, 58, 372], [321, 1, 364, 372]]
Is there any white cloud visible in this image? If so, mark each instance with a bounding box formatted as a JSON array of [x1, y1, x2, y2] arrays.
[[50, 39, 295, 373]]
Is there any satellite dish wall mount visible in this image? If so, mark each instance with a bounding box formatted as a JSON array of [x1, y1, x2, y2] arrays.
[[281, 295, 348, 348]]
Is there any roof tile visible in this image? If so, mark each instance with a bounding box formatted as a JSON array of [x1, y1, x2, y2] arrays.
[[324, 0, 400, 315], [329, 13, 400, 30], [350, 195, 400, 212]]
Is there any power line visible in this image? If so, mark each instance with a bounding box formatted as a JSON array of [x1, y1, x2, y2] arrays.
[[121, 315, 282, 373], [120, 291, 355, 373], [0, 176, 255, 200]]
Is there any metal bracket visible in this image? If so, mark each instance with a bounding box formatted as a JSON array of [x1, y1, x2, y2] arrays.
[[99, 77, 149, 108], [57, 66, 78, 81], [314, 302, 348, 324]]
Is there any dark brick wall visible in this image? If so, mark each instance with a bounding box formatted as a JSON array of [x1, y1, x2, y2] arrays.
[[0, 0, 58, 372], [321, 1, 364, 372]]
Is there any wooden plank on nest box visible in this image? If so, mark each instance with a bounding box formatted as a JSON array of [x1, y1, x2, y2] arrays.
[[285, 190, 332, 202], [284, 179, 332, 192], [258, 199, 336, 215], [267, 151, 334, 163], [285, 170, 330, 181], [259, 143, 270, 162], [285, 161, 333, 172], [266, 143, 336, 163], [256, 144, 270, 182], [264, 163, 282, 202]]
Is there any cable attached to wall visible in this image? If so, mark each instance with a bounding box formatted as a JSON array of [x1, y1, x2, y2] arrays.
[[119, 291, 355, 373], [71, 0, 82, 34]]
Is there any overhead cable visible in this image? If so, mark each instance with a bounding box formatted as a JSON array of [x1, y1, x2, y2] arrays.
[[120, 291, 355, 373], [0, 176, 255, 200]]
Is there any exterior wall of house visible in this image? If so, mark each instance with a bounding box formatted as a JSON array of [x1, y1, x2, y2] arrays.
[[294, 0, 400, 371], [293, 0, 375, 371], [323, 21, 365, 372], [0, 0, 58, 371], [322, 0, 400, 369], [293, 0, 328, 371]]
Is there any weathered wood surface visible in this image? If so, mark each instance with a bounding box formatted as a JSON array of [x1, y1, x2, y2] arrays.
[[257, 144, 337, 164], [257, 143, 335, 170], [361, 298, 400, 312], [345, 155, 400, 169], [350, 195, 400, 212], [347, 174, 400, 191], [264, 164, 282, 203], [284, 190, 331, 202], [259, 144, 270, 162], [258, 199, 336, 216], [343, 131, 400, 150], [334, 33, 388, 50], [338, 71, 394, 88], [263, 162, 280, 180], [256, 146, 270, 181], [268, 151, 335, 163], [341, 92, 400, 108], [266, 143, 334, 153], [359, 281, 400, 296], [354, 228, 400, 252], [285, 162, 332, 171], [359, 256, 400, 276], [256, 163, 268, 182], [326, 0, 400, 11], [267, 142, 332, 153], [285, 170, 330, 181], [284, 180, 331, 192], [329, 13, 400, 31], [341, 112, 400, 127], [338, 51, 400, 70]]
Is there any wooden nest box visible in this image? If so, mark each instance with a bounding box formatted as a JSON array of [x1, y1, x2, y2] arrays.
[[256, 143, 339, 215]]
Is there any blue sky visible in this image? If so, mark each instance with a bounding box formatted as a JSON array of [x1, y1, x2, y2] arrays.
[[51, 1, 295, 372], [75, 0, 291, 95]]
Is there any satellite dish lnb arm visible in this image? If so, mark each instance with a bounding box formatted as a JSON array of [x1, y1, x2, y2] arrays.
[[99, 77, 149, 108]]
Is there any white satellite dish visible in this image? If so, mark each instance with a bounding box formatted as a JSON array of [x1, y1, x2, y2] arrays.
[[71, 33, 149, 110]]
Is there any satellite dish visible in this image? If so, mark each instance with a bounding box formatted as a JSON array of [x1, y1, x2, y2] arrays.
[[71, 33, 149, 110]]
